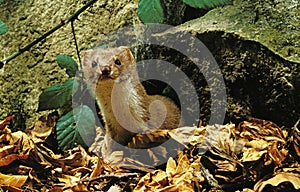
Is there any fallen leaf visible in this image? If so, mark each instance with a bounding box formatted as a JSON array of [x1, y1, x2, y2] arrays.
[[0, 145, 15, 158], [58, 173, 81, 189], [267, 141, 288, 166], [134, 153, 198, 191], [26, 113, 58, 143], [0, 153, 19, 167], [289, 120, 300, 158], [240, 147, 267, 162], [0, 116, 14, 130], [166, 157, 176, 176], [236, 118, 285, 142], [254, 171, 300, 191], [0, 173, 28, 188], [89, 158, 101, 178]]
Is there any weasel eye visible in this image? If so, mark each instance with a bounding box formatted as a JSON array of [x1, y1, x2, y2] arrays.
[[92, 61, 97, 68], [114, 59, 121, 66]]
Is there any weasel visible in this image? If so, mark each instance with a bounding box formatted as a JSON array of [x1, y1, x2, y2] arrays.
[[82, 47, 181, 146]]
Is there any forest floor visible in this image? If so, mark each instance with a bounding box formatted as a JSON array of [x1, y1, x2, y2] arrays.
[[0, 115, 300, 191]]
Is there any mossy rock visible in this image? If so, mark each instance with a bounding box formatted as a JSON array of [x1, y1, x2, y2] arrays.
[[151, 0, 299, 126]]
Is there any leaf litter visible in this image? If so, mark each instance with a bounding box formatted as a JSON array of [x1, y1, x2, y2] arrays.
[[0, 114, 300, 191]]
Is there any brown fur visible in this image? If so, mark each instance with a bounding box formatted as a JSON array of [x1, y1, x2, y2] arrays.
[[82, 47, 181, 146]]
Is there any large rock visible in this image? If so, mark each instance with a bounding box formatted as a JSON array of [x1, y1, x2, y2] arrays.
[[156, 0, 300, 126]]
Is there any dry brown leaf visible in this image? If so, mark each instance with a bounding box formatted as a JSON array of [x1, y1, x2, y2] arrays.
[[0, 173, 28, 188], [240, 147, 267, 162], [40, 145, 95, 169], [171, 170, 194, 191], [240, 139, 269, 162], [237, 118, 285, 141], [134, 170, 167, 191], [236, 118, 288, 167], [71, 182, 89, 192], [0, 130, 34, 167], [200, 155, 240, 185], [166, 157, 176, 176], [1, 185, 24, 192], [0, 145, 15, 158], [245, 139, 269, 150], [0, 117, 101, 191], [26, 113, 58, 143], [174, 152, 190, 174], [134, 153, 199, 192], [0, 153, 19, 167], [48, 185, 64, 192], [201, 124, 244, 159], [58, 173, 81, 190], [254, 171, 300, 191], [90, 157, 105, 178], [105, 150, 125, 165], [0, 116, 14, 130], [8, 131, 35, 150], [290, 120, 300, 158], [267, 141, 288, 166]]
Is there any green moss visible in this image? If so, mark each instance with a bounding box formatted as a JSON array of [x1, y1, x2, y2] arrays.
[[179, 0, 300, 63]]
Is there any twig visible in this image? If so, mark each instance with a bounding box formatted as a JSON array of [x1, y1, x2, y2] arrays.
[[71, 21, 81, 66], [0, 0, 98, 68]]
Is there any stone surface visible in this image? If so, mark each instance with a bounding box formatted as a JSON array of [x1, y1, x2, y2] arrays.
[[161, 0, 299, 126], [0, 0, 139, 128]]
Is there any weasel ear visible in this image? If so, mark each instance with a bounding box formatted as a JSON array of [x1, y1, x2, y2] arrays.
[[120, 46, 135, 61], [82, 49, 95, 66]]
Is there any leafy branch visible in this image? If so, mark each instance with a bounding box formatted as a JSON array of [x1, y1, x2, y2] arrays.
[[38, 54, 97, 150], [137, 0, 232, 24]]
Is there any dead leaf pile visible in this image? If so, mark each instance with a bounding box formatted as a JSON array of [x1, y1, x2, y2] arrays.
[[0, 114, 300, 191], [134, 152, 203, 192], [133, 118, 300, 192], [0, 114, 138, 191]]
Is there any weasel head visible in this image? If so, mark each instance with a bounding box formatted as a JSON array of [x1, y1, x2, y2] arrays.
[[82, 47, 136, 86]]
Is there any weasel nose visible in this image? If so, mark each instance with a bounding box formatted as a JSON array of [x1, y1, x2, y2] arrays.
[[101, 67, 111, 76]]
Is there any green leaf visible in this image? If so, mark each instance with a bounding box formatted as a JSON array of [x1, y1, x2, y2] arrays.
[[38, 79, 79, 111], [0, 20, 8, 35], [0, 0, 3, 4], [56, 54, 78, 77], [137, 0, 164, 23], [56, 105, 96, 150], [182, 0, 232, 9]]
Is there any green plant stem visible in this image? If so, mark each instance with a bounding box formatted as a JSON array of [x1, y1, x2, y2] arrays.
[[0, 0, 99, 68]]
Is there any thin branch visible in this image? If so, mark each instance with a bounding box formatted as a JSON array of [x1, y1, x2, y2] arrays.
[[71, 20, 85, 94], [71, 21, 82, 66], [0, 0, 98, 68]]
